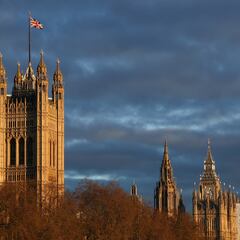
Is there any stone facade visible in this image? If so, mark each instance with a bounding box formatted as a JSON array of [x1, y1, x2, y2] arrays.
[[0, 52, 64, 202], [193, 140, 239, 240], [154, 141, 185, 217]]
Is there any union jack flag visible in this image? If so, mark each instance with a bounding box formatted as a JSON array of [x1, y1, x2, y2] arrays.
[[30, 17, 44, 29]]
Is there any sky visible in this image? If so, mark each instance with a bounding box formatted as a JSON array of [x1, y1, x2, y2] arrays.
[[1, 0, 240, 211]]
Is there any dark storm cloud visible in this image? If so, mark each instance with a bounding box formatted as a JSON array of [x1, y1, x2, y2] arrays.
[[1, 0, 240, 210]]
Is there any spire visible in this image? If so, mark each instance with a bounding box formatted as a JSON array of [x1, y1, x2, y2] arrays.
[[0, 52, 6, 79], [206, 138, 214, 163], [164, 139, 168, 154], [160, 140, 174, 183], [163, 139, 169, 163], [37, 50, 47, 76], [204, 138, 216, 174], [53, 58, 63, 82]]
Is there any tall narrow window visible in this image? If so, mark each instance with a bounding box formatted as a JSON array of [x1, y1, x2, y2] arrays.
[[27, 137, 33, 166], [10, 138, 16, 166], [49, 141, 52, 166], [19, 138, 24, 165]]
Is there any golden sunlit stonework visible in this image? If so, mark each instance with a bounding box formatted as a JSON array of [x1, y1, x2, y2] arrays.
[[193, 140, 240, 240], [0, 52, 64, 202], [154, 141, 185, 217]]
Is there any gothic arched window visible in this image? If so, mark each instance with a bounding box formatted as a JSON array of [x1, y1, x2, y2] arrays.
[[19, 138, 24, 165], [27, 137, 33, 166], [10, 138, 16, 166]]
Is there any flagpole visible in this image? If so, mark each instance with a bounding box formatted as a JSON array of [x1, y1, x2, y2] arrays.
[[28, 12, 31, 64]]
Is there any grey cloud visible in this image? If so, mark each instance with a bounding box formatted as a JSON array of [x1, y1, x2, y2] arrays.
[[1, 0, 240, 210]]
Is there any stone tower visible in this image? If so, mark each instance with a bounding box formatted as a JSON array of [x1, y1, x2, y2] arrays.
[[154, 141, 184, 217], [0, 52, 64, 203], [193, 140, 238, 240]]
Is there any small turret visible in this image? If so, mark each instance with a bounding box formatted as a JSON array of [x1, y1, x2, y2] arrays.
[[0, 53, 6, 81], [53, 58, 63, 83], [0, 53, 7, 96], [131, 181, 138, 196], [37, 50, 47, 77], [52, 59, 64, 102], [14, 63, 22, 87]]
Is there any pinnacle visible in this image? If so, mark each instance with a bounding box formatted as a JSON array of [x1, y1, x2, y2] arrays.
[[0, 52, 5, 74], [56, 58, 60, 72], [206, 138, 214, 163], [162, 139, 169, 162], [164, 138, 168, 154], [54, 57, 63, 82], [0, 52, 3, 65], [37, 50, 47, 76], [16, 62, 21, 75], [39, 50, 45, 65]]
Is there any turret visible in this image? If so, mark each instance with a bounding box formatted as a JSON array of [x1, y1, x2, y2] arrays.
[[37, 50, 47, 77], [13, 63, 23, 91], [192, 189, 198, 222], [36, 51, 48, 95], [0, 53, 7, 96], [53, 59, 63, 83], [52, 59, 64, 102], [131, 181, 138, 196]]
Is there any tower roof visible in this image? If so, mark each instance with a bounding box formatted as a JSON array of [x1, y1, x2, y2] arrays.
[[201, 139, 219, 182]]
